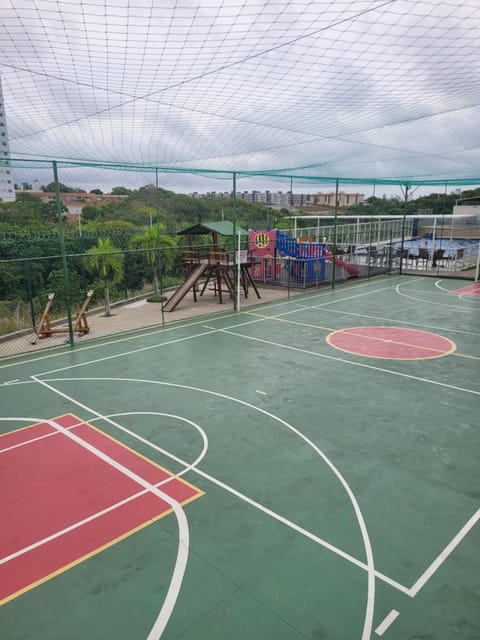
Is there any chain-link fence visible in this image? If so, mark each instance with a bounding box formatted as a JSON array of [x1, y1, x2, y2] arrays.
[[1, 160, 479, 359]]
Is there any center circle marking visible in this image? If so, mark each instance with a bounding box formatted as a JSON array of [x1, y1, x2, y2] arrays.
[[326, 326, 456, 360]]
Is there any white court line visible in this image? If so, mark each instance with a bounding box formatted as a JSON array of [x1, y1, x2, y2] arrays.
[[314, 307, 480, 337], [7, 374, 479, 600], [0, 421, 78, 454], [0, 279, 397, 382], [34, 283, 394, 379], [1, 412, 207, 583], [0, 276, 399, 371], [409, 508, 480, 597], [211, 327, 480, 396], [24, 400, 191, 640], [34, 376, 412, 596], [391, 287, 457, 297], [435, 280, 452, 293], [1, 481, 166, 566], [34, 376, 378, 640], [395, 283, 471, 312], [459, 293, 480, 303], [375, 609, 399, 636]]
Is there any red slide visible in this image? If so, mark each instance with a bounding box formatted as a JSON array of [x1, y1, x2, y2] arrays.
[[326, 251, 360, 276]]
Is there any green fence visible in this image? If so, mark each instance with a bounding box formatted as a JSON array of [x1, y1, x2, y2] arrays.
[[1, 159, 479, 359]]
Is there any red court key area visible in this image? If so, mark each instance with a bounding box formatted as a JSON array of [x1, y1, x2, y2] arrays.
[[0, 414, 203, 605], [450, 283, 480, 297], [326, 326, 456, 360]]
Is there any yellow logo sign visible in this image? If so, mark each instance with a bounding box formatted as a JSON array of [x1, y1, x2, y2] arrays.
[[254, 232, 270, 249]]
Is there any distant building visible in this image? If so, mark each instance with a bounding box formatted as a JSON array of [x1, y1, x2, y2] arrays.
[[310, 191, 364, 207], [0, 75, 15, 203], [189, 189, 363, 208], [17, 191, 128, 221]]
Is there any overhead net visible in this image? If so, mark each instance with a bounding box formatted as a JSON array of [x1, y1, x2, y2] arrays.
[[1, 0, 480, 184]]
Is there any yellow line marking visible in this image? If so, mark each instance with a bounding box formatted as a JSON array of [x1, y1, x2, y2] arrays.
[[0, 277, 393, 370], [247, 313, 460, 360], [0, 496, 199, 607], [246, 311, 334, 332], [0, 414, 204, 606], [0, 413, 72, 438], [331, 328, 456, 355], [326, 327, 456, 360], [70, 414, 205, 496]]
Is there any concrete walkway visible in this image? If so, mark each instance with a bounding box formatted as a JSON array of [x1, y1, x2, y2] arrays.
[[0, 285, 305, 360]]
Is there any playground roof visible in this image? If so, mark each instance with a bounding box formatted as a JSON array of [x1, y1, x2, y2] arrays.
[[177, 221, 248, 237]]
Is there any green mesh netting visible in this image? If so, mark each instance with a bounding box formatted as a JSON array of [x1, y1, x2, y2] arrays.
[[1, 1, 480, 185]]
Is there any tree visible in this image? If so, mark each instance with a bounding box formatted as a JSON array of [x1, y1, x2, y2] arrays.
[[42, 182, 81, 193], [130, 224, 176, 292], [84, 238, 124, 316], [42, 199, 68, 223], [81, 205, 103, 222], [89, 189, 103, 195], [111, 186, 132, 196]]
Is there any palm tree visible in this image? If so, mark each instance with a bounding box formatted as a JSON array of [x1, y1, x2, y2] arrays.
[[85, 238, 124, 316], [131, 225, 176, 293]]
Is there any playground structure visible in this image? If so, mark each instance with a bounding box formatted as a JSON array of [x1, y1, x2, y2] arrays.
[[248, 229, 360, 287], [32, 290, 94, 343], [163, 221, 261, 312]]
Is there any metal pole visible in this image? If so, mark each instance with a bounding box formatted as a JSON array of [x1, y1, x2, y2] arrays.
[[288, 176, 293, 299], [53, 161, 74, 345], [367, 217, 373, 279], [331, 178, 339, 289], [236, 229, 241, 311], [474, 242, 480, 282], [23, 239, 36, 331], [438, 181, 448, 261], [399, 184, 409, 275], [232, 172, 238, 312]]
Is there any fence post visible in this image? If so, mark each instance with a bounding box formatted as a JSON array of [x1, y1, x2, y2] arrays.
[[331, 178, 339, 289], [22, 238, 36, 330], [399, 184, 409, 275], [232, 172, 238, 312], [53, 161, 74, 346]]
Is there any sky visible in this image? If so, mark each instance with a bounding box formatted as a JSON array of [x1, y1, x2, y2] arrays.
[[1, 0, 480, 195]]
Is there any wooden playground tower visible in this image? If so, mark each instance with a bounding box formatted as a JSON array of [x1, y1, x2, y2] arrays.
[[163, 221, 260, 312]]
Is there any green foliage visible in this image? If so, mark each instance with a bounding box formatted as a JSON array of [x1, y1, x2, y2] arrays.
[[0, 193, 54, 228], [346, 196, 403, 216], [42, 182, 84, 193], [84, 238, 125, 315], [146, 295, 166, 303], [130, 225, 177, 291], [1, 181, 476, 332], [111, 186, 133, 195], [85, 238, 124, 285], [81, 205, 103, 221], [45, 269, 85, 308]]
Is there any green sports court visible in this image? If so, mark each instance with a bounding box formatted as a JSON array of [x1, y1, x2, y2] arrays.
[[1, 274, 479, 640]]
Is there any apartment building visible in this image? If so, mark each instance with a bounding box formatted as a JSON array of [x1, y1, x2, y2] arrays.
[[189, 189, 362, 207], [0, 76, 15, 203], [310, 191, 364, 206]]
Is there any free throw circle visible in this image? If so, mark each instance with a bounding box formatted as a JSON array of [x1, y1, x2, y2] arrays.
[[326, 326, 456, 360]]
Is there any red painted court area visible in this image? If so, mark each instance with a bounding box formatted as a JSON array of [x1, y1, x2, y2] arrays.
[[450, 282, 480, 297], [0, 415, 203, 606], [326, 326, 456, 359]]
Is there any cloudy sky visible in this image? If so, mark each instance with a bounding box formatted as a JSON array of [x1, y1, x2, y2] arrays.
[[1, 0, 480, 193]]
